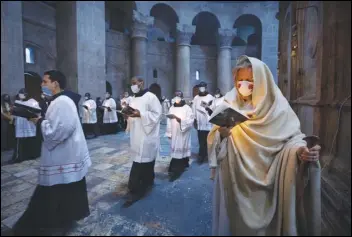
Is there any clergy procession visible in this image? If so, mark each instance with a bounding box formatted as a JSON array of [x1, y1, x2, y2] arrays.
[[1, 55, 323, 236]]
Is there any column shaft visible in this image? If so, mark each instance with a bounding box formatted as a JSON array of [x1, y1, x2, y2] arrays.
[[131, 11, 153, 82], [176, 45, 191, 98], [217, 28, 237, 94], [1, 1, 25, 97], [175, 24, 195, 100]]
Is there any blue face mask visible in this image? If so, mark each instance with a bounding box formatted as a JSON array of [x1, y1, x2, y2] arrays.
[[42, 86, 52, 96]]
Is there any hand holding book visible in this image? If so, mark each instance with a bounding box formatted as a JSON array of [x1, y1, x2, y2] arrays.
[[208, 101, 249, 128]]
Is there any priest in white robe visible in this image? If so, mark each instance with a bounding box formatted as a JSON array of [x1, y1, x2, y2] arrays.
[[101, 91, 118, 135], [165, 90, 194, 181], [13, 70, 91, 236], [208, 56, 322, 236], [82, 92, 98, 138], [192, 81, 214, 164], [123, 76, 162, 208]]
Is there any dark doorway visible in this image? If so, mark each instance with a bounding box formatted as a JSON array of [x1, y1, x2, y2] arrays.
[[24, 72, 42, 101], [106, 81, 112, 95], [149, 83, 162, 101], [192, 86, 199, 98]]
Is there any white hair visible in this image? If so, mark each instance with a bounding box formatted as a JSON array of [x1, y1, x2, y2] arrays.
[[232, 57, 252, 75]]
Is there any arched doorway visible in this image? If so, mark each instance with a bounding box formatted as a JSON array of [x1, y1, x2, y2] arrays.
[[191, 11, 221, 46], [192, 86, 199, 98], [149, 83, 162, 101], [233, 14, 262, 59], [24, 71, 42, 101], [106, 81, 112, 95], [149, 3, 179, 42]]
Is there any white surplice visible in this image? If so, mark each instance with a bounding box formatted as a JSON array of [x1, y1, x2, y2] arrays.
[[165, 104, 194, 159], [102, 98, 118, 123], [82, 99, 97, 124], [192, 94, 214, 131], [40, 95, 91, 186], [210, 96, 225, 111], [129, 91, 162, 163]]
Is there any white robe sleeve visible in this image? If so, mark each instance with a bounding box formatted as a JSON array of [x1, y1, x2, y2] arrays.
[[180, 106, 194, 132], [165, 107, 172, 138], [140, 94, 162, 135], [208, 130, 228, 168], [41, 99, 76, 151]]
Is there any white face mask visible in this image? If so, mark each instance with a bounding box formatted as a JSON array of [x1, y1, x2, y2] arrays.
[[215, 94, 220, 98], [85, 96, 89, 100], [19, 94, 25, 100], [237, 81, 254, 97], [131, 84, 140, 94], [199, 87, 206, 93], [105, 94, 110, 99], [174, 96, 182, 103]]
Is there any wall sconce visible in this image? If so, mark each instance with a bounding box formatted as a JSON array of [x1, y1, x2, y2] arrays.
[[291, 24, 298, 57]]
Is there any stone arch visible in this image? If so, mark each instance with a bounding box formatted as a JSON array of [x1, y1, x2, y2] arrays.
[[233, 14, 262, 59], [105, 1, 136, 33], [106, 81, 112, 95], [24, 71, 42, 101], [149, 3, 179, 42], [191, 11, 221, 46], [149, 83, 162, 101]]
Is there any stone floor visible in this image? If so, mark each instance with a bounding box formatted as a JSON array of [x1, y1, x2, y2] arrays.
[[1, 125, 213, 236]]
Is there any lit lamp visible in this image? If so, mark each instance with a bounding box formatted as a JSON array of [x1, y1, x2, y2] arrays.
[[291, 24, 298, 57]]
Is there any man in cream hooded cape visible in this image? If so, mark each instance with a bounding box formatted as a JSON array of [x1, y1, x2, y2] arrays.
[[208, 56, 322, 236]]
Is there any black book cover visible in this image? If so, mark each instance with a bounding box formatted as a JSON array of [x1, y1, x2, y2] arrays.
[[209, 104, 249, 127], [12, 101, 41, 119]]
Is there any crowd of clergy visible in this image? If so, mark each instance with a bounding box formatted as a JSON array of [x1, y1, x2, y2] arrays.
[[1, 55, 322, 236]]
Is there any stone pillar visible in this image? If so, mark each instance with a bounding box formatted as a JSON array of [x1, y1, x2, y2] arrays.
[[131, 10, 153, 81], [217, 28, 237, 93], [56, 1, 106, 99], [176, 24, 196, 99], [1, 1, 25, 97]]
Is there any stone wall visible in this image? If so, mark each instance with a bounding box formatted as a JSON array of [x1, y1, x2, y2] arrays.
[[137, 1, 279, 83], [190, 45, 217, 94], [106, 30, 130, 97], [146, 40, 175, 99], [1, 1, 25, 96], [22, 1, 56, 76]]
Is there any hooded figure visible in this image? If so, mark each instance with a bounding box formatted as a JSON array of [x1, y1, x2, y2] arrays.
[[1, 94, 15, 151], [192, 81, 215, 163], [12, 88, 41, 163], [208, 56, 321, 236], [81, 92, 98, 138], [165, 90, 194, 181]]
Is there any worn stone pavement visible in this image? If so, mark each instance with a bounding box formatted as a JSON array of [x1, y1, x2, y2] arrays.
[[1, 125, 213, 236]]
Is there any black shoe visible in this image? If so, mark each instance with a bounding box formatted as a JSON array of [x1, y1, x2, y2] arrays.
[[169, 173, 181, 182]]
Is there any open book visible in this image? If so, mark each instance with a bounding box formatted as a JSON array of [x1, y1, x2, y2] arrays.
[[200, 100, 213, 109], [12, 101, 42, 119], [208, 101, 249, 127], [117, 105, 136, 116]]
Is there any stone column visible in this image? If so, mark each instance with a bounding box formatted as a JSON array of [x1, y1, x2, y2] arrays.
[[1, 1, 25, 97], [131, 10, 154, 81], [176, 24, 196, 99], [56, 1, 106, 99], [217, 28, 237, 93]]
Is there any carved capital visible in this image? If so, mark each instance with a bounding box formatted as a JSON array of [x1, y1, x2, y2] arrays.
[[176, 24, 196, 46], [218, 28, 237, 49], [131, 10, 154, 39]]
